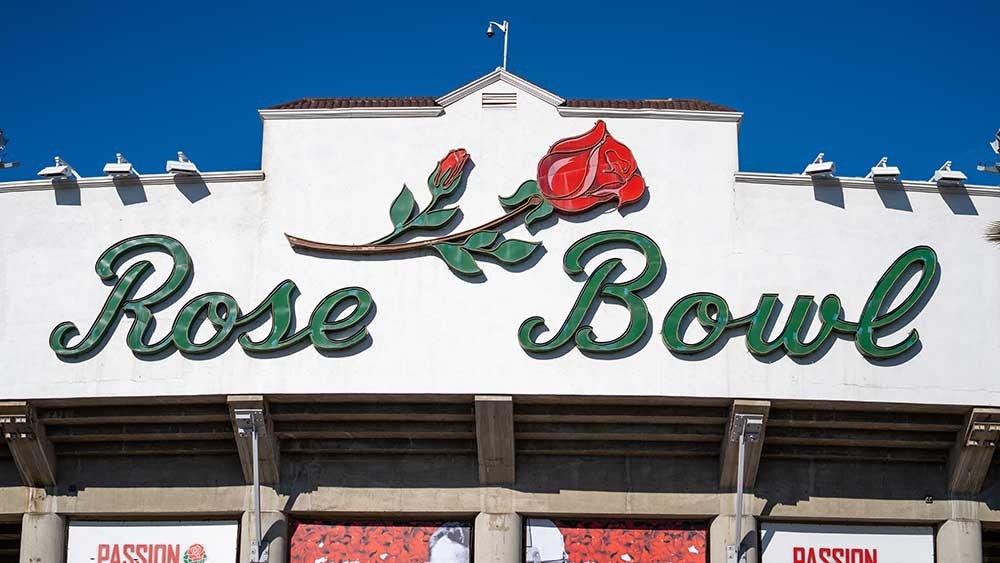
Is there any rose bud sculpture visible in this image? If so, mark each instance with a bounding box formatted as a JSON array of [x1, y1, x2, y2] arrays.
[[285, 121, 647, 277]]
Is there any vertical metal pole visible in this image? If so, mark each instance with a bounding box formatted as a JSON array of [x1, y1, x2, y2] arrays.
[[251, 424, 262, 563], [502, 21, 509, 70], [734, 429, 746, 562]]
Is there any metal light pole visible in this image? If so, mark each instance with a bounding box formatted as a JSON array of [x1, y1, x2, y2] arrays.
[[728, 414, 763, 563], [486, 20, 509, 70], [235, 409, 267, 563]]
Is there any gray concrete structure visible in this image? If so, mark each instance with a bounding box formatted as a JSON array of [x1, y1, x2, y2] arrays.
[[938, 518, 983, 562], [474, 512, 521, 563], [0, 403, 56, 487], [19, 513, 64, 563], [475, 396, 516, 486], [241, 510, 287, 563]]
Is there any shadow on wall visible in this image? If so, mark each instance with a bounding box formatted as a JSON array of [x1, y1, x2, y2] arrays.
[[516, 455, 719, 495], [0, 458, 22, 488], [174, 176, 211, 203], [812, 177, 981, 216], [755, 459, 972, 513], [277, 454, 480, 497], [51, 454, 246, 494], [49, 176, 213, 206]]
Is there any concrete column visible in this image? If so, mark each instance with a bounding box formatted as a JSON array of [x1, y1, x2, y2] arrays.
[[240, 510, 287, 563], [19, 513, 65, 563], [710, 513, 758, 563], [936, 519, 982, 563], [474, 512, 521, 563]]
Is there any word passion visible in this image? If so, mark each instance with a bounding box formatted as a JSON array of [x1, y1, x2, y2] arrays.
[[50, 233, 936, 360]]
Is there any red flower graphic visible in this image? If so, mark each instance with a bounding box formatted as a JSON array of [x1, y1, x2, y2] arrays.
[[550, 519, 705, 563], [185, 544, 206, 563], [536, 120, 646, 213], [429, 148, 470, 191], [289, 520, 470, 563]]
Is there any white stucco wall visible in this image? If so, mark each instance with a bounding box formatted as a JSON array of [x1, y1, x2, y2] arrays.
[[0, 74, 997, 405]]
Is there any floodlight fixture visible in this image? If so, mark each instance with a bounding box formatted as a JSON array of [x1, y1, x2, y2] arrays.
[[929, 161, 967, 187], [37, 156, 81, 180], [977, 162, 1000, 175], [865, 157, 900, 181], [103, 153, 137, 177], [166, 151, 199, 176], [802, 152, 835, 177], [0, 130, 20, 170]]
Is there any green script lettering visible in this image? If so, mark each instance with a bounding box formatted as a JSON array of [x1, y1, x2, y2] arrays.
[[518, 230, 662, 354], [661, 246, 937, 359], [50, 235, 374, 359]]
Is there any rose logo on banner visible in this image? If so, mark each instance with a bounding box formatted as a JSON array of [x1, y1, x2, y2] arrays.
[[285, 120, 647, 276], [183, 544, 207, 563]]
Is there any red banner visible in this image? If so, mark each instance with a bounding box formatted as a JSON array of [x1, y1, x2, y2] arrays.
[[289, 520, 471, 563], [525, 519, 706, 563]]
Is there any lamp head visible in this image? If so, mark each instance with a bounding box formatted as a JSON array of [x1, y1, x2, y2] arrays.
[[485, 23, 495, 38]]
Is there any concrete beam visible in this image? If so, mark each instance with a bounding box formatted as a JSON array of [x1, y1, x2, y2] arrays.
[[228, 396, 280, 485], [947, 408, 1000, 494], [0, 402, 56, 487], [720, 400, 769, 490], [475, 396, 515, 486]]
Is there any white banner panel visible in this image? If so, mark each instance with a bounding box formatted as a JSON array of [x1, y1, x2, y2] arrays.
[[760, 523, 933, 563], [66, 521, 238, 563]]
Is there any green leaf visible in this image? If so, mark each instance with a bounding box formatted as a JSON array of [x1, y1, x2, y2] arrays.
[[411, 207, 459, 229], [389, 185, 417, 228], [432, 243, 483, 276], [463, 231, 500, 250], [499, 180, 541, 209], [485, 239, 542, 265], [524, 199, 555, 228]]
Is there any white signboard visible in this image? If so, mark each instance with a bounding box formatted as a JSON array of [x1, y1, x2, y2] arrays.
[[760, 523, 934, 563], [67, 521, 238, 563]]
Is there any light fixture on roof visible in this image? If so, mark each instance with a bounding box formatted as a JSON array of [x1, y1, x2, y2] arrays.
[[929, 161, 966, 187], [166, 151, 199, 175], [485, 20, 509, 70], [865, 157, 900, 181], [991, 129, 999, 155], [37, 156, 81, 180], [103, 153, 137, 177], [802, 152, 835, 177], [0, 130, 18, 170]]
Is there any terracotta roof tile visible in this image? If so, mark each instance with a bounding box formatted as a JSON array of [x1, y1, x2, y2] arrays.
[[266, 96, 735, 113], [562, 99, 737, 112], [266, 97, 439, 110]]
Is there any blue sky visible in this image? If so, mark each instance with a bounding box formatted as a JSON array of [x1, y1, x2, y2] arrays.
[[2, 0, 998, 184]]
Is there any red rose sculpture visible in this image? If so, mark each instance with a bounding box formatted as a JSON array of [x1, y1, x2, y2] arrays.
[[537, 120, 646, 213]]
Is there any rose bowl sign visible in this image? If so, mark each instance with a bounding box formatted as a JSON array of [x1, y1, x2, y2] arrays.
[[50, 122, 938, 363]]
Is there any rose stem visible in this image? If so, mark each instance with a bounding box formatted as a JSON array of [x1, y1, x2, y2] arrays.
[[285, 196, 543, 255]]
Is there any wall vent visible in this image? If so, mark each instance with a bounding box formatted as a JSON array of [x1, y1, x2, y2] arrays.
[[482, 92, 517, 108]]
